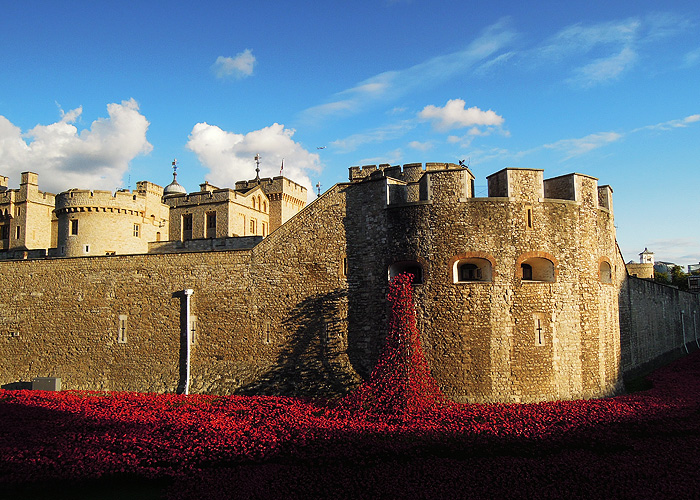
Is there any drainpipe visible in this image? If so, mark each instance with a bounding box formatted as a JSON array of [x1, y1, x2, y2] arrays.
[[681, 311, 688, 354], [184, 289, 194, 395]]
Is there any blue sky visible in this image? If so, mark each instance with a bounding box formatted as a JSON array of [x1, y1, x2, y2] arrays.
[[1, 0, 698, 266]]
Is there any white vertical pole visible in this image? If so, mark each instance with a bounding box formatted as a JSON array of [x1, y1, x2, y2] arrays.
[[681, 311, 688, 354], [184, 289, 194, 395]]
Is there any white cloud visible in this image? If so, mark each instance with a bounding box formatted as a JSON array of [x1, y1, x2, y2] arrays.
[[643, 238, 700, 267], [632, 114, 700, 133], [186, 122, 319, 201], [537, 19, 640, 60], [212, 49, 256, 79], [419, 99, 504, 132], [684, 47, 700, 68], [330, 121, 416, 153], [568, 46, 638, 87], [357, 149, 404, 167], [532, 13, 689, 88], [0, 99, 152, 193], [301, 18, 516, 122], [408, 140, 432, 151], [543, 131, 622, 159]]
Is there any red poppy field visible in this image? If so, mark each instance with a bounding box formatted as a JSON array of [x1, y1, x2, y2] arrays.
[[2, 275, 699, 499]]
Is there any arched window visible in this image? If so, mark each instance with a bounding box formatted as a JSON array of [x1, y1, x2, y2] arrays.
[[263, 200, 267, 212], [252, 198, 256, 209], [520, 257, 554, 282], [257, 195, 262, 210], [600, 261, 613, 284], [453, 257, 493, 283], [388, 260, 424, 284]]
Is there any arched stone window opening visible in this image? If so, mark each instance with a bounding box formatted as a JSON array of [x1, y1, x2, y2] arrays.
[[600, 261, 613, 284], [252, 198, 256, 209], [263, 200, 267, 213], [453, 257, 492, 283], [520, 257, 554, 282], [388, 260, 424, 284]]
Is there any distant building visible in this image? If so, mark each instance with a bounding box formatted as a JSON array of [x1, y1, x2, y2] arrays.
[[625, 247, 655, 279], [0, 172, 56, 256], [0, 161, 308, 259], [688, 275, 700, 293], [654, 261, 677, 276]]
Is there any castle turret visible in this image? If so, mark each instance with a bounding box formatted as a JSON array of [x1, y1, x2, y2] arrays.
[[55, 182, 169, 257]]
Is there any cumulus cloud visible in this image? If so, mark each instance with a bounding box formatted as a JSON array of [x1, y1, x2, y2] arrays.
[[419, 99, 504, 133], [186, 122, 319, 201], [212, 49, 256, 79], [543, 131, 622, 159], [0, 99, 152, 193]]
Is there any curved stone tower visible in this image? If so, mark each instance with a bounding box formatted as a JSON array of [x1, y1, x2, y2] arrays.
[[339, 163, 624, 403], [55, 181, 169, 257]]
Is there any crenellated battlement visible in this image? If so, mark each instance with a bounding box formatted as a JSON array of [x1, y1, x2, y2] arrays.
[[350, 163, 613, 212], [349, 162, 464, 183], [235, 175, 307, 198], [55, 182, 167, 215], [163, 187, 251, 208]]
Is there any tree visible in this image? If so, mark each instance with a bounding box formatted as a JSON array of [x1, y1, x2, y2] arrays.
[[654, 271, 671, 285], [671, 265, 689, 291]]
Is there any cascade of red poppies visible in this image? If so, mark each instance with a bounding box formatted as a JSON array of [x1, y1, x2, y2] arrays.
[[341, 273, 448, 414]]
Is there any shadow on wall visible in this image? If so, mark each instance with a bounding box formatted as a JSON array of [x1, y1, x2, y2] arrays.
[[236, 289, 362, 398], [1, 381, 32, 390], [172, 290, 192, 395]]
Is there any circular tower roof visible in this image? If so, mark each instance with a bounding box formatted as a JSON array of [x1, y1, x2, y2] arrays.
[[163, 158, 187, 196], [163, 178, 187, 196]]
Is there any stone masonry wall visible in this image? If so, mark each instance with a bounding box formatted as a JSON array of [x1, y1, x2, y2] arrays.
[[0, 252, 256, 392], [619, 276, 700, 380], [0, 163, 695, 403]]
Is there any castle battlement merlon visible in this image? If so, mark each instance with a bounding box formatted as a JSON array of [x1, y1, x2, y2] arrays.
[[234, 176, 307, 196], [353, 164, 613, 212], [164, 188, 241, 207], [483, 168, 612, 211], [350, 162, 470, 184]]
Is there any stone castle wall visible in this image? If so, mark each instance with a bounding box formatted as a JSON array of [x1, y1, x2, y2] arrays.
[[0, 163, 696, 402], [619, 276, 700, 379]]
